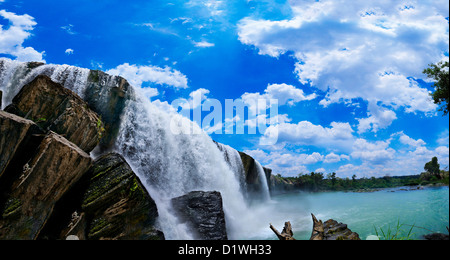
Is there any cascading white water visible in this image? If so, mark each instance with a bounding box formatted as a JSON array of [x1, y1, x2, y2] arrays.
[[254, 160, 271, 201], [215, 142, 247, 194], [0, 58, 90, 108], [115, 87, 256, 239], [0, 58, 270, 240]]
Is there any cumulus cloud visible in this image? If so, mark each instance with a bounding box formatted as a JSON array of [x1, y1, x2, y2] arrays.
[[65, 48, 74, 55], [395, 131, 427, 148], [324, 152, 349, 163], [238, 0, 447, 129], [357, 101, 398, 133], [351, 138, 396, 164], [262, 120, 355, 152], [243, 149, 319, 176], [107, 63, 189, 89], [338, 143, 449, 178], [0, 10, 45, 62], [241, 83, 316, 114]]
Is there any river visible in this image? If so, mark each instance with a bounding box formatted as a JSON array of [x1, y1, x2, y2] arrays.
[[243, 185, 449, 240]]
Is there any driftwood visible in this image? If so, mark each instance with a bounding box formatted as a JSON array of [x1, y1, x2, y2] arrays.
[[270, 222, 296, 240], [271, 214, 361, 241]]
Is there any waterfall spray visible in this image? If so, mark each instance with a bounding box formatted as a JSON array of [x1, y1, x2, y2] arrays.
[[0, 58, 271, 240]]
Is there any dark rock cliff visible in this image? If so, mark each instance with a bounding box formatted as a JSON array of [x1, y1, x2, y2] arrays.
[[0, 76, 162, 240], [171, 191, 228, 240]]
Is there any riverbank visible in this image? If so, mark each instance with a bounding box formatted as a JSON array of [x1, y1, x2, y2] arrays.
[[270, 172, 449, 195], [247, 185, 449, 240]]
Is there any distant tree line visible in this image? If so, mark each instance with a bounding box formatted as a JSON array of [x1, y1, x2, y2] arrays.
[[277, 157, 449, 192]]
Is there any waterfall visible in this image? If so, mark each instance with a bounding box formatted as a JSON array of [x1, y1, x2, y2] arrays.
[[214, 142, 247, 195], [254, 160, 271, 201], [0, 58, 263, 240], [115, 88, 253, 239], [0, 58, 90, 108]]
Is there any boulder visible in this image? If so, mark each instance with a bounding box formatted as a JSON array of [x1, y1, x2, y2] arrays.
[[171, 191, 227, 240], [310, 214, 360, 240], [239, 151, 267, 197], [4, 75, 103, 153], [39, 153, 163, 240], [0, 110, 43, 179], [423, 233, 449, 240], [0, 131, 92, 240], [80, 153, 162, 240], [84, 70, 134, 151]]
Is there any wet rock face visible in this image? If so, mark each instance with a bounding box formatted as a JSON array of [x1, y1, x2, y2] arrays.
[[79, 153, 162, 240], [0, 111, 42, 179], [0, 132, 92, 240], [171, 191, 228, 240], [239, 151, 267, 197], [310, 214, 361, 240], [0, 74, 163, 240], [323, 219, 361, 240], [84, 70, 134, 151], [4, 75, 103, 153]]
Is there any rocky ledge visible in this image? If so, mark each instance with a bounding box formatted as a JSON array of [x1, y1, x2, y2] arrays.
[[310, 214, 361, 240], [0, 75, 163, 240]]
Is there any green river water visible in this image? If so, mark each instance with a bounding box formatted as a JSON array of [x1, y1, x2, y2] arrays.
[[245, 185, 449, 240]]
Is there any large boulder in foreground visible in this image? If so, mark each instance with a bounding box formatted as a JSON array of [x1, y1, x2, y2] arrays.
[[310, 214, 360, 240], [4, 75, 104, 153], [0, 110, 42, 179], [0, 132, 92, 240], [171, 191, 228, 240], [80, 153, 162, 240], [40, 153, 163, 240]]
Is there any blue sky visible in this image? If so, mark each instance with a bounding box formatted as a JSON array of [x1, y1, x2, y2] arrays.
[[1, 0, 449, 178]]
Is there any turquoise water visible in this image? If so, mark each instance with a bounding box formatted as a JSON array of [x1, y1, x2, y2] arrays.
[[244, 186, 449, 240]]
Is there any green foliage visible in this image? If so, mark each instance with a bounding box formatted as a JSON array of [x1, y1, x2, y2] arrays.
[[288, 172, 438, 192], [374, 220, 416, 240], [423, 61, 449, 116], [424, 156, 440, 175]]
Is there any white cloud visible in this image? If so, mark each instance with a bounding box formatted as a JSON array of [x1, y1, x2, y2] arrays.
[[304, 152, 324, 164], [65, 48, 74, 55], [324, 152, 347, 163], [0, 10, 45, 62], [238, 0, 447, 125], [396, 131, 426, 148], [351, 138, 395, 164], [437, 130, 449, 146], [61, 24, 76, 35], [178, 88, 211, 110], [263, 121, 355, 152], [357, 102, 397, 133], [243, 149, 316, 176], [194, 41, 215, 48], [107, 63, 188, 89], [186, 0, 225, 17], [241, 83, 316, 114], [315, 168, 327, 174]]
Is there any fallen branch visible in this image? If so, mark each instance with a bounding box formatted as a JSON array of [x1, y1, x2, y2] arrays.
[[270, 222, 296, 240]]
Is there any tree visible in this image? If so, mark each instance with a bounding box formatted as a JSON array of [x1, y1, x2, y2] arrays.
[[327, 172, 337, 189], [423, 61, 449, 115], [424, 157, 440, 175]]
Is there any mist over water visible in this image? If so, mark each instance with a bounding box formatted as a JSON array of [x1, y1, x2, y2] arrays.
[[0, 58, 274, 240], [2, 58, 446, 240], [258, 186, 449, 240]]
